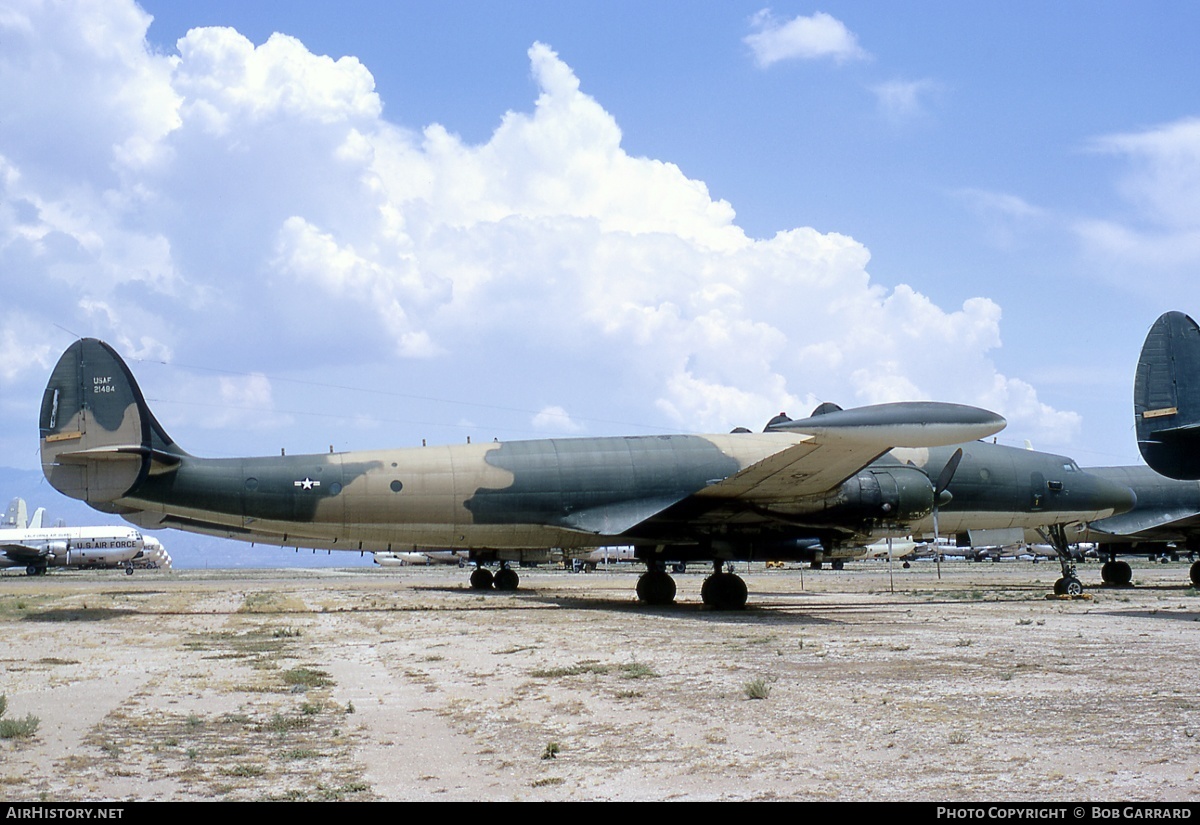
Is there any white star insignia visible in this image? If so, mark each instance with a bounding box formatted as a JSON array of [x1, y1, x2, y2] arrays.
[[294, 477, 321, 491]]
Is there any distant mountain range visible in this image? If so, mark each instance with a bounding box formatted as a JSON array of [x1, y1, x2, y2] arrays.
[[0, 465, 374, 570]]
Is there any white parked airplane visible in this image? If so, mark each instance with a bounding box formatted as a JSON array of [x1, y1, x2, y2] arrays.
[[1, 497, 148, 575]]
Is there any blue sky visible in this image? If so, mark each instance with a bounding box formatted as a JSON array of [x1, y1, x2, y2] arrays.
[[3, 0, 1199, 504]]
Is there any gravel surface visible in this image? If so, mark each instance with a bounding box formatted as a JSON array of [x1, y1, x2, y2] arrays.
[[1, 559, 1198, 801]]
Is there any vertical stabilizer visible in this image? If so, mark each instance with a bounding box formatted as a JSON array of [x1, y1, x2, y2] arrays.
[[39, 339, 183, 504], [3, 497, 28, 529], [1135, 311, 1200, 479]]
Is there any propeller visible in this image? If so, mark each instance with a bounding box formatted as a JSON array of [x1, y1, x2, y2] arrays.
[[930, 448, 964, 580]]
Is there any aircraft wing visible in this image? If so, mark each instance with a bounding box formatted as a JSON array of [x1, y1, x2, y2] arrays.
[[697, 402, 1002, 503], [554, 402, 1004, 535], [1087, 508, 1200, 538], [0, 541, 45, 562]]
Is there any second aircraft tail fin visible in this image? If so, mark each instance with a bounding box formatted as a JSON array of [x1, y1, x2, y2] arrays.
[[1135, 311, 1200, 479]]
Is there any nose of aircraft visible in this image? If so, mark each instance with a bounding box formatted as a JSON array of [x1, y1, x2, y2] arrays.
[[1088, 474, 1138, 516]]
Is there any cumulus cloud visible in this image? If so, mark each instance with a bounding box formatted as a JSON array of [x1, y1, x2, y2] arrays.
[[0, 0, 1079, 466], [744, 9, 869, 68]]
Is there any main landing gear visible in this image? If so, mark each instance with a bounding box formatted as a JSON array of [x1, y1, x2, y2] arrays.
[[700, 561, 748, 610], [469, 562, 520, 591], [1098, 546, 1133, 587], [636, 563, 677, 605], [635, 560, 749, 610]]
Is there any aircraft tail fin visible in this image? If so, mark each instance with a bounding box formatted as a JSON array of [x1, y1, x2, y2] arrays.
[[4, 497, 28, 529], [39, 339, 185, 504], [1135, 311, 1200, 479]]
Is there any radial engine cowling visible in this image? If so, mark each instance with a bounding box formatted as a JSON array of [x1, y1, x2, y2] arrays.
[[42, 540, 68, 564], [835, 466, 935, 526]]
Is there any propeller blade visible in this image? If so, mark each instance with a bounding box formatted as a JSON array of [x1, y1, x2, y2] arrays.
[[935, 447, 964, 495]]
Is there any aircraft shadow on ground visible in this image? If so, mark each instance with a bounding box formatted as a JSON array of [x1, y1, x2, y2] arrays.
[[415, 586, 901, 627], [21, 607, 140, 622], [1091, 607, 1200, 623]]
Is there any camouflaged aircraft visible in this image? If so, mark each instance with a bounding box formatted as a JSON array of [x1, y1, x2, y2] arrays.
[[38, 338, 1134, 607]]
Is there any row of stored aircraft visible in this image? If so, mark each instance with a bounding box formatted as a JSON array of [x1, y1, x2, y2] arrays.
[[32, 312, 1200, 607], [1, 497, 170, 575]]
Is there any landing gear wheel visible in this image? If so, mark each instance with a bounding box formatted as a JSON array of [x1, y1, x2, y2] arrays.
[[1191, 560, 1200, 588], [470, 567, 494, 590], [1113, 561, 1132, 586], [1102, 561, 1133, 586], [636, 570, 676, 605], [701, 572, 748, 610], [831, 560, 844, 570], [493, 567, 520, 591], [125, 565, 134, 576], [1054, 576, 1083, 596]]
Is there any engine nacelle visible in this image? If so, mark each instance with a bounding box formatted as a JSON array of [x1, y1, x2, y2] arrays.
[[830, 465, 935, 528], [42, 540, 68, 563]]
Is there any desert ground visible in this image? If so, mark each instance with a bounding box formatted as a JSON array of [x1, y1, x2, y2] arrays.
[[1, 557, 1198, 802]]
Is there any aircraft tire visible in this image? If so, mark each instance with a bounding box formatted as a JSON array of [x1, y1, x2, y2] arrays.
[[1190, 561, 1200, 588], [469, 567, 494, 590], [701, 573, 748, 610], [1114, 561, 1132, 586], [636, 570, 676, 605], [1054, 576, 1083, 596], [494, 568, 519, 591], [1101, 562, 1114, 584]]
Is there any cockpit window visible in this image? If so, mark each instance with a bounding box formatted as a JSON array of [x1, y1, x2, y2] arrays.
[[1062, 462, 1079, 472]]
